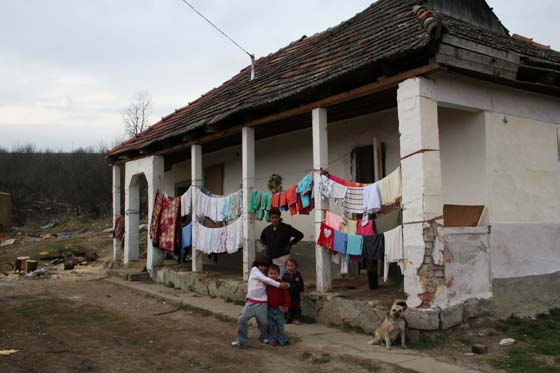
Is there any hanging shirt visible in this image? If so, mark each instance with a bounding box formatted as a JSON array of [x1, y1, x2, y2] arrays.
[[363, 183, 381, 213], [296, 173, 314, 208], [332, 182, 347, 200], [319, 175, 334, 199], [257, 192, 272, 221], [287, 185, 298, 216], [333, 230, 347, 255], [316, 223, 335, 251], [180, 186, 192, 217], [343, 187, 364, 215], [375, 209, 402, 234], [225, 217, 243, 254], [325, 211, 343, 230], [378, 166, 402, 206], [356, 219, 375, 236], [346, 234, 363, 262], [383, 225, 403, 282], [363, 234, 384, 261], [250, 190, 261, 214], [342, 219, 358, 235], [328, 174, 363, 187], [181, 223, 192, 249]]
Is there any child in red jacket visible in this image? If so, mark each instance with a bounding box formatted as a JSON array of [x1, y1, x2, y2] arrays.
[[266, 264, 290, 346]]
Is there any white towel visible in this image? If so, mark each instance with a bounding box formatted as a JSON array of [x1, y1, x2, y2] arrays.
[[378, 166, 401, 206], [383, 225, 403, 282], [343, 187, 364, 215], [363, 182, 381, 213], [180, 186, 192, 216]]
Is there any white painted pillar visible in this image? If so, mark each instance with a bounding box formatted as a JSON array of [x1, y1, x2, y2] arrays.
[[124, 167, 140, 265], [312, 108, 332, 292], [146, 156, 165, 271], [191, 144, 204, 272], [112, 165, 122, 262], [242, 127, 256, 280], [397, 77, 444, 307]]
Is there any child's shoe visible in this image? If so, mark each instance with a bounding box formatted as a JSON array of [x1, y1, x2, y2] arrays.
[[231, 341, 247, 349]]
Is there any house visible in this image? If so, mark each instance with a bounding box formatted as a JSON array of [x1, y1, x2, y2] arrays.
[[107, 0, 560, 321]]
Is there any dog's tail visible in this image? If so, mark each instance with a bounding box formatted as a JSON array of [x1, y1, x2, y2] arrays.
[[368, 336, 382, 345]]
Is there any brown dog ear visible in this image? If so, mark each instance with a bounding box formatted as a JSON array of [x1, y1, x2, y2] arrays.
[[396, 301, 408, 311]]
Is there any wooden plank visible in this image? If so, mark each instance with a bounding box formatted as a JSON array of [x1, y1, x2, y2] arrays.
[[442, 34, 520, 64], [436, 52, 517, 80]]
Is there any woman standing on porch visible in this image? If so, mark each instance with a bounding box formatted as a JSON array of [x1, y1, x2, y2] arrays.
[[260, 208, 304, 276]]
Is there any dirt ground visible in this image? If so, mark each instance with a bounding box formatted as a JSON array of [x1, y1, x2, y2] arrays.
[[0, 277, 408, 373], [2, 217, 558, 373]]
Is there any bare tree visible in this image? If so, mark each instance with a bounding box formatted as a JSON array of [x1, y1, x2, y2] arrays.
[[123, 91, 152, 138]]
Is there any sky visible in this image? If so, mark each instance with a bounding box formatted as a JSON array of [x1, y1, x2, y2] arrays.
[[1, 0, 558, 151]]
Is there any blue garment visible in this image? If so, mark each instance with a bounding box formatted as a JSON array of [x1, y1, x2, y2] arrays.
[[346, 233, 363, 262], [296, 173, 314, 208], [181, 223, 192, 249], [180, 223, 192, 262], [267, 307, 288, 345], [333, 230, 347, 254]]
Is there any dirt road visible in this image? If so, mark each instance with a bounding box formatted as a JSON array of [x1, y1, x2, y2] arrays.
[[0, 277, 406, 373]]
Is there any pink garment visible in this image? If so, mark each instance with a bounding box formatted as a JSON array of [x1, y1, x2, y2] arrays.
[[356, 219, 375, 236], [325, 211, 343, 230], [328, 174, 363, 187]]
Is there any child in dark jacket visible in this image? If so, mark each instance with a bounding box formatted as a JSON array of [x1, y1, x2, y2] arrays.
[[266, 264, 290, 346], [282, 258, 304, 324]]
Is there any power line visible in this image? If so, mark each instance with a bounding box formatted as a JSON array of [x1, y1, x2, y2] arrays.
[[179, 0, 254, 60]]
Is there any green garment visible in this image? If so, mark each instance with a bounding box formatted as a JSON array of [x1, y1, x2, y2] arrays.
[[374, 209, 402, 234], [250, 190, 261, 214], [258, 192, 272, 221]]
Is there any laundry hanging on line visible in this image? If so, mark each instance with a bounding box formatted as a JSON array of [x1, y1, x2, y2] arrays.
[[191, 188, 243, 222], [193, 217, 244, 255]]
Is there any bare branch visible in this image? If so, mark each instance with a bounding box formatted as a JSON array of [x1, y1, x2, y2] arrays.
[[122, 91, 152, 138]]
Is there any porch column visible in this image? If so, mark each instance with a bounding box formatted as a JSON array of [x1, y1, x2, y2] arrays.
[[191, 144, 204, 273], [112, 165, 122, 262], [146, 156, 165, 271], [242, 127, 256, 280], [312, 108, 332, 292], [124, 163, 139, 265], [397, 77, 444, 308]]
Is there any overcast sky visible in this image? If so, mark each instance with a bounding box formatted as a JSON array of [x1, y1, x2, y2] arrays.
[[1, 0, 558, 151]]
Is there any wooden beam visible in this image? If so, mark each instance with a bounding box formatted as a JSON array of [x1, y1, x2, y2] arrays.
[[194, 63, 441, 145], [129, 63, 441, 157]]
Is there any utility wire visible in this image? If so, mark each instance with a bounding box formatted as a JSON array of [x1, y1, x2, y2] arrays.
[[179, 0, 253, 59]]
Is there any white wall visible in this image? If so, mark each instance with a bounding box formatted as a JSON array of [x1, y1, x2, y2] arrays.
[[439, 108, 487, 206], [163, 109, 401, 240], [485, 112, 560, 224]]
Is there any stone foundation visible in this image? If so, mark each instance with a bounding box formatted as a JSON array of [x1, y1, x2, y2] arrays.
[[151, 267, 497, 336]]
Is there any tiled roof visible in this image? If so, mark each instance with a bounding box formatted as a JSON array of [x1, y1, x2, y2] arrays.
[[442, 15, 560, 65], [108, 0, 560, 159], [108, 0, 429, 157]]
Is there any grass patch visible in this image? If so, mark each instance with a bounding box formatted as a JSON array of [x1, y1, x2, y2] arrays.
[[459, 336, 475, 346], [487, 330, 498, 337], [181, 304, 212, 317], [301, 351, 312, 360], [489, 308, 560, 372], [366, 363, 381, 372], [232, 300, 245, 306], [413, 333, 448, 351], [214, 313, 236, 324], [490, 347, 559, 373], [311, 353, 331, 365]]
